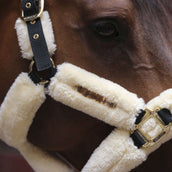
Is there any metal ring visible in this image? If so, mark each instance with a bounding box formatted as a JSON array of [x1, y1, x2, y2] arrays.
[[29, 58, 55, 72], [29, 58, 56, 85]]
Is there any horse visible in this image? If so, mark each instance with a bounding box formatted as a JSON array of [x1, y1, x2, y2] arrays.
[[0, 0, 172, 171]]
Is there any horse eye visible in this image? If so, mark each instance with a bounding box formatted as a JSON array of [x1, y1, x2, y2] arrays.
[[92, 20, 120, 39]]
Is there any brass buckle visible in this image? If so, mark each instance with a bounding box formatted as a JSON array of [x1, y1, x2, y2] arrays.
[[21, 0, 44, 21], [131, 108, 171, 148], [29, 58, 55, 85]]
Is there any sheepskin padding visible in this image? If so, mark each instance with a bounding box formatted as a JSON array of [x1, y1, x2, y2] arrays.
[[0, 73, 72, 172], [82, 89, 172, 172], [82, 129, 147, 172], [0, 68, 171, 172], [49, 63, 145, 130], [15, 11, 56, 60]]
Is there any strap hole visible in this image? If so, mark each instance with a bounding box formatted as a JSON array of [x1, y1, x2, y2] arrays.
[[33, 34, 39, 39], [26, 2, 32, 9]]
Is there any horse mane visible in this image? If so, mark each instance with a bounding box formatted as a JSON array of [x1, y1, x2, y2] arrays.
[[131, 0, 172, 58], [132, 0, 172, 24]]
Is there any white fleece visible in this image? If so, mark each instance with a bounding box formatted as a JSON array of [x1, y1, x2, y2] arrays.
[[0, 69, 171, 172], [82, 89, 172, 172], [0, 73, 72, 172], [15, 11, 56, 60], [82, 129, 146, 172], [49, 63, 145, 130]]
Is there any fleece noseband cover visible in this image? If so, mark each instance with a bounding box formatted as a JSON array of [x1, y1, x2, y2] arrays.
[[0, 10, 172, 172]]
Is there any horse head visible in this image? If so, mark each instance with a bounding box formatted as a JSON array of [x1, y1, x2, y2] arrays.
[[0, 0, 172, 171]]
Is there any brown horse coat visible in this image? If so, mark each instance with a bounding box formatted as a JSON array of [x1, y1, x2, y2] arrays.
[[0, 0, 172, 171]]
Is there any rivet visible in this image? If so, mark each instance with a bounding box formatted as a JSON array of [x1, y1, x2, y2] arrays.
[[30, 20, 36, 24], [25, 2, 32, 8], [33, 34, 39, 39]]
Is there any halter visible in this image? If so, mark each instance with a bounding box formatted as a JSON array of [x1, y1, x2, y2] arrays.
[[0, 0, 172, 172]]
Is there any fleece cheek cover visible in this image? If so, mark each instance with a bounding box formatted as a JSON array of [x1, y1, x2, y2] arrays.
[[0, 73, 73, 172], [15, 11, 56, 60], [0, 73, 46, 148]]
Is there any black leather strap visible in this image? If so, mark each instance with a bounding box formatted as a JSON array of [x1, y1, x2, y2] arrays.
[[158, 108, 172, 125], [22, 0, 57, 84], [29, 67, 57, 85], [27, 18, 53, 71], [130, 131, 146, 149], [135, 110, 146, 124], [29, 71, 42, 84]]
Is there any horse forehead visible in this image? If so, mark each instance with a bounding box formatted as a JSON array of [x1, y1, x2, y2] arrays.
[[80, 0, 132, 8], [77, 0, 132, 14]]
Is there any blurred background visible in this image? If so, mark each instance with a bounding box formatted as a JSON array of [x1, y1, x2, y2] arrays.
[[0, 139, 33, 172]]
